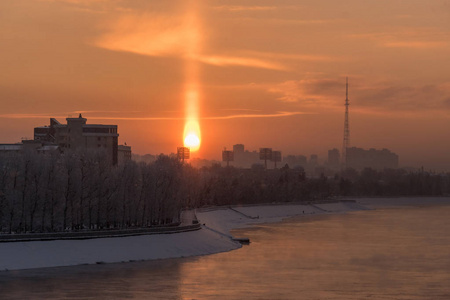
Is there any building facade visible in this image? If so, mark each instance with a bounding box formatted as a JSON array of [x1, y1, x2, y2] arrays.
[[232, 144, 260, 168], [118, 145, 132, 165], [33, 114, 125, 165]]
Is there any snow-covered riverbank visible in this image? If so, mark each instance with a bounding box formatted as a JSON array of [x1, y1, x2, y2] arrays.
[[1, 197, 448, 271], [196, 201, 369, 236], [0, 227, 240, 271]]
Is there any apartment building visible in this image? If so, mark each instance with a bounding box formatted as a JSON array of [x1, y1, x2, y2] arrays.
[[34, 114, 123, 165]]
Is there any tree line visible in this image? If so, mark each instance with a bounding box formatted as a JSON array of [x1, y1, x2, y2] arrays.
[[1, 151, 449, 234], [189, 164, 450, 206], [0, 151, 184, 233]]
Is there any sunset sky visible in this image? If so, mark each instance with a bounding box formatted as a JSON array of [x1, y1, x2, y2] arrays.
[[1, 0, 449, 170]]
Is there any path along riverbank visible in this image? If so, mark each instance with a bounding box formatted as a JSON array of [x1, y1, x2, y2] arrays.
[[1, 197, 448, 271]]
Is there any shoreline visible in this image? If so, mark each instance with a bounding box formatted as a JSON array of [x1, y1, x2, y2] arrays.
[[0, 224, 201, 243], [1, 197, 448, 271]]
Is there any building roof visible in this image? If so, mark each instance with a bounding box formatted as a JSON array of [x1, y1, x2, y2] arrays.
[[118, 145, 131, 151], [83, 124, 117, 128]]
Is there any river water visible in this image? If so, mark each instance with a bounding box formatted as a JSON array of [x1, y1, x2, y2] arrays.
[[1, 204, 449, 299]]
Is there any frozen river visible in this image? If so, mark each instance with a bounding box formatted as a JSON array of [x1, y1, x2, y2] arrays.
[[1, 204, 449, 299]]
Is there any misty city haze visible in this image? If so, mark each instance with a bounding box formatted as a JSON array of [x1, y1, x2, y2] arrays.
[[1, 0, 449, 171], [1, 2, 450, 298]]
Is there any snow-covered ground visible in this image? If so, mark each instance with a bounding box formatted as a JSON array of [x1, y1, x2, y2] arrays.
[[195, 201, 370, 236], [1, 197, 448, 271], [0, 227, 240, 271], [355, 197, 450, 208]]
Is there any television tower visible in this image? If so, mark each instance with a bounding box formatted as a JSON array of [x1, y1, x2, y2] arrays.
[[342, 77, 350, 168]]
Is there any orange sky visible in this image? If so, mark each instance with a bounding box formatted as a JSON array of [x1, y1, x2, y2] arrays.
[[1, 0, 449, 170]]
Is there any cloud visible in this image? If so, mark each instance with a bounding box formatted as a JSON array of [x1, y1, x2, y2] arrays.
[[356, 83, 450, 111], [93, 5, 339, 72], [95, 13, 199, 57], [242, 50, 340, 62], [221, 108, 262, 112], [94, 13, 291, 71], [0, 111, 307, 121], [37, 0, 120, 13], [197, 55, 287, 71], [195, 49, 339, 71], [266, 78, 450, 114], [73, 110, 141, 114], [444, 97, 450, 106], [383, 41, 447, 49], [268, 78, 343, 105], [212, 6, 277, 12], [198, 50, 338, 71], [38, 0, 108, 3], [269, 18, 339, 25], [348, 29, 450, 49], [202, 111, 308, 120], [269, 81, 308, 103], [0, 113, 62, 119]]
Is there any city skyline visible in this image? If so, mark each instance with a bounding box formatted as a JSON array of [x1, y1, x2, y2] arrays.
[[1, 0, 449, 171]]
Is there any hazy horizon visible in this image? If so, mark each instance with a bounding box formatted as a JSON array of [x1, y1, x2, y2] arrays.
[[1, 0, 449, 171]]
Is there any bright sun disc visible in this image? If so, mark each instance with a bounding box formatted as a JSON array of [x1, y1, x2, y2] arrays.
[[184, 133, 200, 149], [183, 120, 201, 152]]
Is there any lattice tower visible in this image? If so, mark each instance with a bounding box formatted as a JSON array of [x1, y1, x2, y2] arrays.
[[342, 77, 350, 167]]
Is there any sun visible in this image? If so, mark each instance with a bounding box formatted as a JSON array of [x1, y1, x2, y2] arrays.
[[183, 120, 201, 152], [184, 133, 200, 149]]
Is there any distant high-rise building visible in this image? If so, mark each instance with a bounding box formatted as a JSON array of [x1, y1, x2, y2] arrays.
[[306, 154, 322, 176], [346, 147, 398, 170], [233, 144, 244, 167], [233, 144, 244, 154], [327, 148, 340, 169], [231, 144, 262, 168]]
